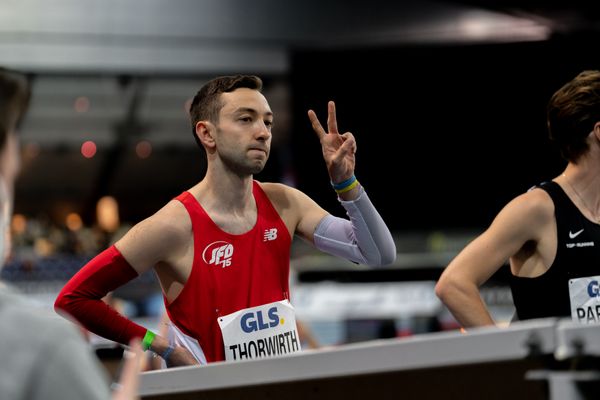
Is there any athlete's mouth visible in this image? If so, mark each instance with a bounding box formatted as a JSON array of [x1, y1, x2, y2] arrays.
[[249, 147, 268, 154]]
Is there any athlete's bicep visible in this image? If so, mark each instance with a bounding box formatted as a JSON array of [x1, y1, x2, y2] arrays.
[[291, 190, 329, 243], [485, 189, 554, 258], [261, 182, 329, 243], [446, 190, 553, 286]]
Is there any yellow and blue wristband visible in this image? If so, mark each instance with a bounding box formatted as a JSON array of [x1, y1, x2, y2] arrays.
[[332, 175, 359, 194]]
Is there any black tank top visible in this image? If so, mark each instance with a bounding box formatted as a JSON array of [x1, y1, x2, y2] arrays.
[[509, 181, 600, 320]]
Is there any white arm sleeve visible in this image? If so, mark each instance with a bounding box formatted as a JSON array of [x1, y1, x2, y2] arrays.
[[313, 187, 396, 266]]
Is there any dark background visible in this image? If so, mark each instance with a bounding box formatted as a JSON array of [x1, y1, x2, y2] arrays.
[[278, 32, 600, 232], [11, 6, 600, 236]]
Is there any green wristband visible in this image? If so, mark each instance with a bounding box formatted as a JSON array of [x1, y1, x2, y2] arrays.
[[142, 330, 156, 352]]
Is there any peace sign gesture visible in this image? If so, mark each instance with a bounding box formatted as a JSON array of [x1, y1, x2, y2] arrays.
[[307, 101, 356, 186]]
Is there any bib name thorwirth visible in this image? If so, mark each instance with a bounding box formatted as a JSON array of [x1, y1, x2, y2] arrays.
[[228, 330, 300, 360]]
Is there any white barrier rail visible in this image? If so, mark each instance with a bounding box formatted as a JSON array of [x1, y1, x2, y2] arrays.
[[140, 318, 586, 400]]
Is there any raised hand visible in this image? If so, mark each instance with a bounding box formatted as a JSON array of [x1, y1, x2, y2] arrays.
[[307, 101, 356, 184]]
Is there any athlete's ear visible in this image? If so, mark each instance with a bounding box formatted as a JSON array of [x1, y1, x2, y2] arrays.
[[594, 121, 600, 141], [195, 120, 216, 149]]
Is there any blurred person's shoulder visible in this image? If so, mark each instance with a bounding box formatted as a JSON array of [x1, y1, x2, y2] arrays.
[[0, 282, 93, 338], [0, 283, 111, 399], [0, 282, 84, 341], [0, 281, 27, 307]]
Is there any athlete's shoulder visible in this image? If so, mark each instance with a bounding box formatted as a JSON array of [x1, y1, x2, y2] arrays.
[[257, 181, 310, 204], [506, 184, 555, 223], [140, 198, 192, 238], [527, 180, 560, 193], [256, 181, 297, 199]]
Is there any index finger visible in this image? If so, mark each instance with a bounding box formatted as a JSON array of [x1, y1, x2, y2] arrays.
[[307, 109, 326, 139]]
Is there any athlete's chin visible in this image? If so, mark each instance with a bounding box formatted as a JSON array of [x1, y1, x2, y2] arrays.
[[248, 162, 266, 175], [248, 156, 268, 173]]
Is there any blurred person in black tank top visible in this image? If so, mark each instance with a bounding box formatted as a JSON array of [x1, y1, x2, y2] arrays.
[[436, 70, 600, 328]]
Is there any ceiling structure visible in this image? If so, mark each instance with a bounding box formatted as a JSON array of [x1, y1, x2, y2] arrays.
[[0, 0, 597, 224], [3, 0, 595, 76], [4, 0, 595, 145]]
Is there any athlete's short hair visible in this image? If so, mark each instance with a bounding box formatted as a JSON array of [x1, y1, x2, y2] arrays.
[[547, 70, 600, 163], [189, 75, 263, 148]]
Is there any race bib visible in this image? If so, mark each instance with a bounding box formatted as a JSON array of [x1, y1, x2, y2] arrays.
[[217, 299, 301, 361], [569, 276, 600, 324]]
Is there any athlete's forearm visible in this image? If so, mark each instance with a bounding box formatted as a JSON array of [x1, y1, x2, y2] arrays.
[[447, 300, 496, 328], [437, 282, 496, 328], [54, 245, 147, 345], [314, 186, 396, 266]]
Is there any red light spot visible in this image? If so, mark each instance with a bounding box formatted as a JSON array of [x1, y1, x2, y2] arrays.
[[81, 141, 97, 158], [135, 140, 152, 159]]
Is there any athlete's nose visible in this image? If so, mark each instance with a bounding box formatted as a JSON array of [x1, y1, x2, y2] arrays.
[[256, 121, 271, 141]]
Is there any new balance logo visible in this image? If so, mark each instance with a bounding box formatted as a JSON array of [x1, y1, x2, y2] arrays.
[[202, 241, 234, 268], [263, 228, 278, 242], [569, 229, 584, 239]]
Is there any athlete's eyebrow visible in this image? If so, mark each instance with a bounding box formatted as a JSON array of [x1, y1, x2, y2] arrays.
[[234, 107, 273, 118]]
